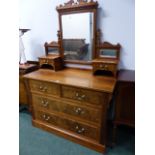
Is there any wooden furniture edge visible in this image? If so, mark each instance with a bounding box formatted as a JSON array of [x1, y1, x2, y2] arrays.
[[114, 120, 135, 128], [23, 76, 115, 94]]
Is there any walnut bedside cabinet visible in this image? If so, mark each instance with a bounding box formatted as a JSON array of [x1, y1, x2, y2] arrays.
[[112, 70, 135, 145], [19, 64, 38, 110]]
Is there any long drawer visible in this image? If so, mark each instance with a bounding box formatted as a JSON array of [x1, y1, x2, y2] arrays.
[[61, 85, 106, 106], [32, 94, 102, 124], [34, 110, 100, 141], [29, 79, 60, 96]]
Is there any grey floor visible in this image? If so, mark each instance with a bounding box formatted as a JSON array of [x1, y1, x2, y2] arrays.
[[19, 111, 135, 155]]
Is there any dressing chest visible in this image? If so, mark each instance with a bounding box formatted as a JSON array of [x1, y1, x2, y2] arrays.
[[22, 0, 121, 153], [24, 68, 116, 153]]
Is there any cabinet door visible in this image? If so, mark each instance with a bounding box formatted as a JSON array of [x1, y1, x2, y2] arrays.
[[115, 82, 135, 127]]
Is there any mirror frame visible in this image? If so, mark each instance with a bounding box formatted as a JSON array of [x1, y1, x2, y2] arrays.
[[56, 0, 98, 66], [44, 41, 59, 56], [97, 41, 121, 60]]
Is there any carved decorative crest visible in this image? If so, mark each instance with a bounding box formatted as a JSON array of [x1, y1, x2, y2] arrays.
[[56, 0, 98, 11], [100, 42, 121, 49], [64, 0, 75, 6], [77, 0, 88, 4]]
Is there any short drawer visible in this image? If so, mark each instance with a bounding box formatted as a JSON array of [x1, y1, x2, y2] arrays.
[[39, 58, 54, 66], [93, 63, 116, 72], [61, 85, 106, 106], [34, 110, 100, 141], [32, 94, 102, 123], [29, 80, 60, 96]]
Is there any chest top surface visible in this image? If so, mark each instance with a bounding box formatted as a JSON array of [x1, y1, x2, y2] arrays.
[[23, 68, 116, 93]]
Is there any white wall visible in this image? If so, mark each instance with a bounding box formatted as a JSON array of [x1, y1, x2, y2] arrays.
[[19, 0, 135, 70], [97, 0, 135, 69]]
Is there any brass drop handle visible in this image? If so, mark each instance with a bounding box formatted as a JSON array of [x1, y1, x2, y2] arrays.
[[99, 64, 108, 70], [42, 114, 50, 121], [41, 100, 49, 107], [81, 94, 86, 99], [75, 107, 85, 115], [44, 59, 48, 64], [75, 125, 85, 134], [39, 86, 48, 92], [39, 86, 44, 90], [75, 92, 79, 97], [75, 92, 86, 100]]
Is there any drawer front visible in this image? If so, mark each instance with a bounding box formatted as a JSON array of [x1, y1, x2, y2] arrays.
[[35, 110, 100, 141], [39, 58, 53, 66], [29, 80, 60, 96], [61, 101, 102, 124], [61, 86, 105, 106], [93, 63, 116, 72], [32, 94, 61, 111], [32, 94, 102, 123]]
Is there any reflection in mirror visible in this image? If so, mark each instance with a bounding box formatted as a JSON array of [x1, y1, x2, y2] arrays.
[[62, 12, 94, 61], [99, 49, 117, 58]]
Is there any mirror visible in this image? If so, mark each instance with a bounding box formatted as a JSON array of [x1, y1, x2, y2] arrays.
[[56, 0, 98, 66], [47, 47, 59, 55], [99, 49, 117, 58], [44, 42, 59, 56], [62, 12, 94, 61], [97, 42, 121, 60]]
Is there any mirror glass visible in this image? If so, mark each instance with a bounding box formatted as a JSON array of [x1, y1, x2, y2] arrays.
[[99, 49, 117, 58], [62, 12, 94, 61], [47, 47, 59, 55]]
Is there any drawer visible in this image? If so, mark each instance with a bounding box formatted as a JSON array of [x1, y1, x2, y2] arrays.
[[61, 85, 106, 106], [39, 58, 54, 65], [93, 63, 116, 72], [35, 110, 100, 141], [29, 80, 60, 96], [32, 94, 102, 123], [32, 94, 61, 111]]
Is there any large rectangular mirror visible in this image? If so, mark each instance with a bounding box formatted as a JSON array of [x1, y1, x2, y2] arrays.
[[62, 12, 94, 61]]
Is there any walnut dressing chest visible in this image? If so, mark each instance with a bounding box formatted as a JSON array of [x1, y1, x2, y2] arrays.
[[24, 68, 116, 153]]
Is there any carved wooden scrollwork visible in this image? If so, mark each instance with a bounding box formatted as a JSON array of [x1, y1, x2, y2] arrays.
[[77, 0, 88, 4], [99, 42, 121, 49], [64, 0, 75, 6], [56, 0, 98, 10]]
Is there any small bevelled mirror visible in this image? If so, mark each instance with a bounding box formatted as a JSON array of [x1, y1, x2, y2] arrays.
[[44, 42, 59, 56], [99, 49, 117, 58], [98, 42, 121, 60], [47, 47, 59, 55]]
